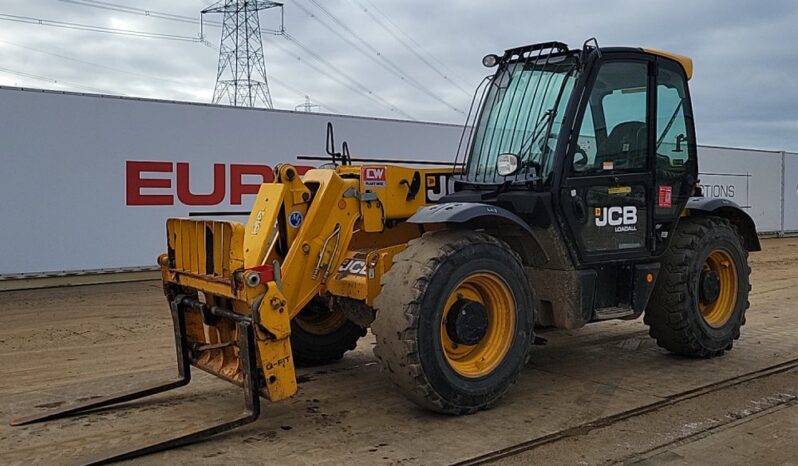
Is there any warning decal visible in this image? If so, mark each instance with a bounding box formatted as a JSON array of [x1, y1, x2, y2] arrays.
[[658, 185, 673, 208]]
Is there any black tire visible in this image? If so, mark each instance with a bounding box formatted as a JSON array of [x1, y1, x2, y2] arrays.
[[645, 216, 751, 358], [290, 298, 366, 367], [372, 230, 534, 414]]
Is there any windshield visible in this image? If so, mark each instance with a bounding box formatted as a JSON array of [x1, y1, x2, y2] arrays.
[[464, 54, 578, 184]]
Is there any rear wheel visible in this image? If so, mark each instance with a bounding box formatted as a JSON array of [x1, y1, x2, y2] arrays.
[[645, 216, 750, 357], [290, 298, 366, 367], [372, 231, 534, 414]]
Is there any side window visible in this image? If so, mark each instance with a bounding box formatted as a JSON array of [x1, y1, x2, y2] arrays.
[[656, 67, 690, 168], [572, 105, 597, 171], [655, 60, 696, 219], [603, 88, 647, 136], [572, 61, 649, 173]]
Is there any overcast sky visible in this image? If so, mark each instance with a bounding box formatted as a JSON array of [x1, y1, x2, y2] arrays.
[[0, 0, 796, 151]]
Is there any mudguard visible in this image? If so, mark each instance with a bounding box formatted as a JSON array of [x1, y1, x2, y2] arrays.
[[686, 197, 761, 251], [408, 202, 549, 264], [408, 202, 535, 235]]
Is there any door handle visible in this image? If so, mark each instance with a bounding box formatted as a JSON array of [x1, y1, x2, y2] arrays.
[[572, 196, 586, 222]]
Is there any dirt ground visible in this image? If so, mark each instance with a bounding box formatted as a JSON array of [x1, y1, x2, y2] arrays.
[[0, 238, 797, 465]]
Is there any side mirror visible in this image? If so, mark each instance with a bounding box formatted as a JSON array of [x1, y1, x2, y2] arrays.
[[497, 153, 519, 177]]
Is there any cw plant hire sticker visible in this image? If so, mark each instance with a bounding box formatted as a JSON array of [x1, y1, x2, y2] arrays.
[[362, 166, 387, 188]]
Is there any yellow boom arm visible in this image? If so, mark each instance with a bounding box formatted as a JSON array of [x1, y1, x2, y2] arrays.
[[160, 163, 454, 401]]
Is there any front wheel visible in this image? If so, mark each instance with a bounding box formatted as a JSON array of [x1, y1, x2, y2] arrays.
[[645, 216, 751, 357], [372, 231, 534, 414], [290, 298, 366, 367]]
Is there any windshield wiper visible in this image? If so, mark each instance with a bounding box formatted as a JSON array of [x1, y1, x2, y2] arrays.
[[516, 108, 555, 168], [656, 100, 683, 150]]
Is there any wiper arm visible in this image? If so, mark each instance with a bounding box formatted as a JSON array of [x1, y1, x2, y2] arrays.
[[656, 100, 683, 150], [516, 108, 554, 162]]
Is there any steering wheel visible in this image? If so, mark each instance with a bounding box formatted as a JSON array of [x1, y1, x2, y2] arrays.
[[519, 151, 542, 176], [573, 145, 589, 171]]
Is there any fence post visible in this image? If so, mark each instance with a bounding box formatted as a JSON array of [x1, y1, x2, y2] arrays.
[[781, 151, 787, 238]]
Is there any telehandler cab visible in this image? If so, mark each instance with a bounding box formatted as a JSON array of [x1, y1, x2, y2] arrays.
[[15, 40, 759, 464]]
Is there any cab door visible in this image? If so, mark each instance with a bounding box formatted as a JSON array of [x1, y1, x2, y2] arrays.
[[650, 59, 698, 255], [559, 58, 656, 263]]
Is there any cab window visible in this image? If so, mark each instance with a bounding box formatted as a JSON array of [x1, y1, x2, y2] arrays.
[[654, 60, 696, 218], [656, 65, 691, 169], [572, 61, 649, 174]]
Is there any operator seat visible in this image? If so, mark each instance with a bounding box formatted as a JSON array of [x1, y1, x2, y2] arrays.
[[596, 121, 647, 169]]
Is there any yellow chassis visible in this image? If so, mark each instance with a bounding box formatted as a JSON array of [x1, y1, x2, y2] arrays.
[[159, 163, 453, 401]]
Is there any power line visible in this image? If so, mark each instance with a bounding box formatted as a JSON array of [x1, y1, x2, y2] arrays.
[[291, 1, 379, 64], [351, 0, 472, 97], [207, 36, 387, 116], [0, 65, 123, 94], [39, 1, 412, 117], [58, 0, 222, 27], [300, 0, 464, 115], [57, 1, 322, 111], [46, 1, 367, 115], [198, 0, 414, 117], [280, 32, 417, 120], [293, 0, 463, 115], [360, 0, 471, 90], [58, 0, 282, 35], [4, 37, 339, 111], [0, 13, 202, 42], [203, 40, 339, 113], [202, 0, 279, 108], [0, 38, 187, 85]]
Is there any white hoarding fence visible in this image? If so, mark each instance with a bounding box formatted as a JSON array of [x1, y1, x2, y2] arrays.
[[0, 86, 795, 276], [697, 146, 784, 234], [784, 152, 798, 233], [0, 87, 460, 276]]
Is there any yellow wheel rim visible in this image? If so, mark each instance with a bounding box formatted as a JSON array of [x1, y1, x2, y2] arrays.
[[699, 249, 738, 328], [440, 272, 516, 378], [294, 303, 348, 335]]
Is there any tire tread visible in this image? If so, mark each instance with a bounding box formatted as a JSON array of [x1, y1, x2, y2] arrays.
[[644, 216, 750, 358], [371, 230, 530, 414]]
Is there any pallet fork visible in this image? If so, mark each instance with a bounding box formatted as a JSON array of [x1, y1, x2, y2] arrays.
[[11, 295, 262, 465]]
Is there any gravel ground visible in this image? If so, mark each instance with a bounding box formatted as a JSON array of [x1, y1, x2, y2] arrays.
[[0, 238, 796, 465]]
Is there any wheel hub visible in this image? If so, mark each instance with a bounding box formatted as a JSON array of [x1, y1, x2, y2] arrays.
[[445, 299, 489, 346], [700, 269, 721, 305]]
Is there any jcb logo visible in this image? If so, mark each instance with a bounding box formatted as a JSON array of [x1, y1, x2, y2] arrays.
[[425, 173, 455, 203], [337, 258, 367, 276], [595, 206, 638, 231]]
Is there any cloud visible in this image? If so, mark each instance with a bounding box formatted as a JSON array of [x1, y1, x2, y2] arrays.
[[0, 0, 795, 151]]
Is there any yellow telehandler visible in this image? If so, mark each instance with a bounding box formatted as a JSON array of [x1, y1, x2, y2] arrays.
[[14, 40, 759, 464]]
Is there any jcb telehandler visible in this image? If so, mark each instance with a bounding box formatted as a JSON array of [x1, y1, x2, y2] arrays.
[[15, 40, 759, 464]]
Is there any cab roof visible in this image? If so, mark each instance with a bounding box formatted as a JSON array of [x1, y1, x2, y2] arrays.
[[642, 49, 694, 80], [497, 42, 694, 80]]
